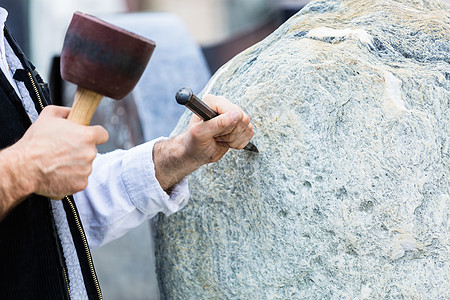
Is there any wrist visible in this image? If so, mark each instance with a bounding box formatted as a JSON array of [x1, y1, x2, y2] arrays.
[[5, 143, 37, 197], [0, 145, 36, 218], [153, 134, 201, 191]]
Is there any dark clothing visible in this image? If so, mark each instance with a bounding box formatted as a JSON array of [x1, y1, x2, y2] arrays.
[[0, 27, 102, 299]]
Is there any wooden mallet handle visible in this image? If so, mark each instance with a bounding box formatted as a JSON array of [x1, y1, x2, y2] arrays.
[[67, 87, 103, 125]]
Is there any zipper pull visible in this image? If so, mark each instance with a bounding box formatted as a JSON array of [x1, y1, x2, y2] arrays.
[[12, 68, 29, 82]]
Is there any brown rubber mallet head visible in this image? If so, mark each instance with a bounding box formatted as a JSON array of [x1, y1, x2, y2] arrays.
[[60, 11, 155, 125]]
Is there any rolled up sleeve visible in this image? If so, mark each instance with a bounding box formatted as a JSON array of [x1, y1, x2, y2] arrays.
[[75, 137, 190, 249]]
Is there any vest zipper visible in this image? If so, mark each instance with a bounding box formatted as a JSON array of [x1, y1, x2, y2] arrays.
[[27, 71, 102, 299], [27, 72, 45, 110], [63, 267, 72, 299], [65, 196, 103, 300], [28, 71, 75, 298], [28, 72, 73, 298]]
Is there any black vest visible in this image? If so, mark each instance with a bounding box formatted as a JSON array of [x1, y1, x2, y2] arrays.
[[0, 27, 102, 299]]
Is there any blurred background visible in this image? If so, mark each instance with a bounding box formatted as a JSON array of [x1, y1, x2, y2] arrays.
[[1, 0, 311, 298], [2, 0, 312, 78]]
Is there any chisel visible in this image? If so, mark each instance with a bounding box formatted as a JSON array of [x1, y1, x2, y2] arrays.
[[175, 87, 258, 153]]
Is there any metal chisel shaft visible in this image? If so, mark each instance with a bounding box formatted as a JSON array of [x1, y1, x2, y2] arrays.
[[175, 87, 258, 153]]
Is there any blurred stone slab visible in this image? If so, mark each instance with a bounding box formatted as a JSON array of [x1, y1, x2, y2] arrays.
[[87, 13, 210, 300], [104, 12, 211, 141], [155, 0, 449, 299]]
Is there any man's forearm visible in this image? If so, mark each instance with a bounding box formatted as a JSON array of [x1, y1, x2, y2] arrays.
[[0, 147, 34, 220], [153, 134, 203, 192]]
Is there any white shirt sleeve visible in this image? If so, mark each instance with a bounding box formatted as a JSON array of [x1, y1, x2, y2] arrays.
[[74, 137, 190, 249]]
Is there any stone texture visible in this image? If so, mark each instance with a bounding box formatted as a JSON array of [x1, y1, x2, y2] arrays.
[[154, 0, 449, 299]]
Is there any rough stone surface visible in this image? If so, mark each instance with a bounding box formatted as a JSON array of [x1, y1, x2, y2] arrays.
[[154, 1, 449, 299]]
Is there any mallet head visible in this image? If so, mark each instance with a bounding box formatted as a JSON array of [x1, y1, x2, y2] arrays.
[[60, 12, 155, 125], [61, 11, 155, 100]]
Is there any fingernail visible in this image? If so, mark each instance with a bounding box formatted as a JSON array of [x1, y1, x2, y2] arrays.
[[230, 111, 240, 123]]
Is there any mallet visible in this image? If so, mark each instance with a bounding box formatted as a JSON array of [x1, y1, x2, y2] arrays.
[[60, 11, 155, 125]]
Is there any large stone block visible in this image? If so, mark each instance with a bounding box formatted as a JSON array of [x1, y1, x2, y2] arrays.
[[155, 0, 449, 298]]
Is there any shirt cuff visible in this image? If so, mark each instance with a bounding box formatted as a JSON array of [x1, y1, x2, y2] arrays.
[[121, 137, 190, 216]]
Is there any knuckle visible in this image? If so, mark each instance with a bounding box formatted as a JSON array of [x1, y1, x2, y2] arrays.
[[79, 178, 89, 191], [85, 168, 92, 180], [202, 94, 215, 105], [189, 125, 203, 139], [203, 94, 214, 100], [218, 117, 230, 130], [44, 105, 55, 112], [39, 106, 51, 117], [231, 142, 244, 150], [95, 126, 108, 140], [80, 129, 93, 143], [242, 114, 251, 125], [72, 178, 88, 193], [210, 154, 222, 163], [102, 129, 109, 141], [248, 125, 255, 138], [84, 161, 93, 174], [216, 135, 231, 143], [217, 95, 229, 103], [78, 168, 91, 190], [240, 141, 250, 149], [87, 148, 98, 161], [82, 177, 89, 189]]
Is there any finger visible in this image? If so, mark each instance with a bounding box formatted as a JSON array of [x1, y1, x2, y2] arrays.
[[202, 95, 252, 138], [218, 123, 255, 150], [234, 127, 255, 149], [88, 125, 110, 145], [215, 121, 253, 143], [41, 105, 71, 118], [202, 94, 240, 115], [195, 110, 242, 139], [214, 112, 251, 139], [216, 141, 231, 149], [48, 194, 66, 201], [188, 113, 203, 126]]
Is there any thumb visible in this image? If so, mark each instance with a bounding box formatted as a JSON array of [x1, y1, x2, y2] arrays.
[[202, 110, 241, 137], [41, 105, 71, 118], [88, 125, 109, 145]]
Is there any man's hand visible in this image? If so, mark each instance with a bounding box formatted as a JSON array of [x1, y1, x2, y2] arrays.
[[22, 106, 109, 198], [153, 94, 254, 191], [0, 105, 108, 218]]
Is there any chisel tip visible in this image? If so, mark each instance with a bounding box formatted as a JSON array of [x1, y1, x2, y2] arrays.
[[244, 142, 259, 153]]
